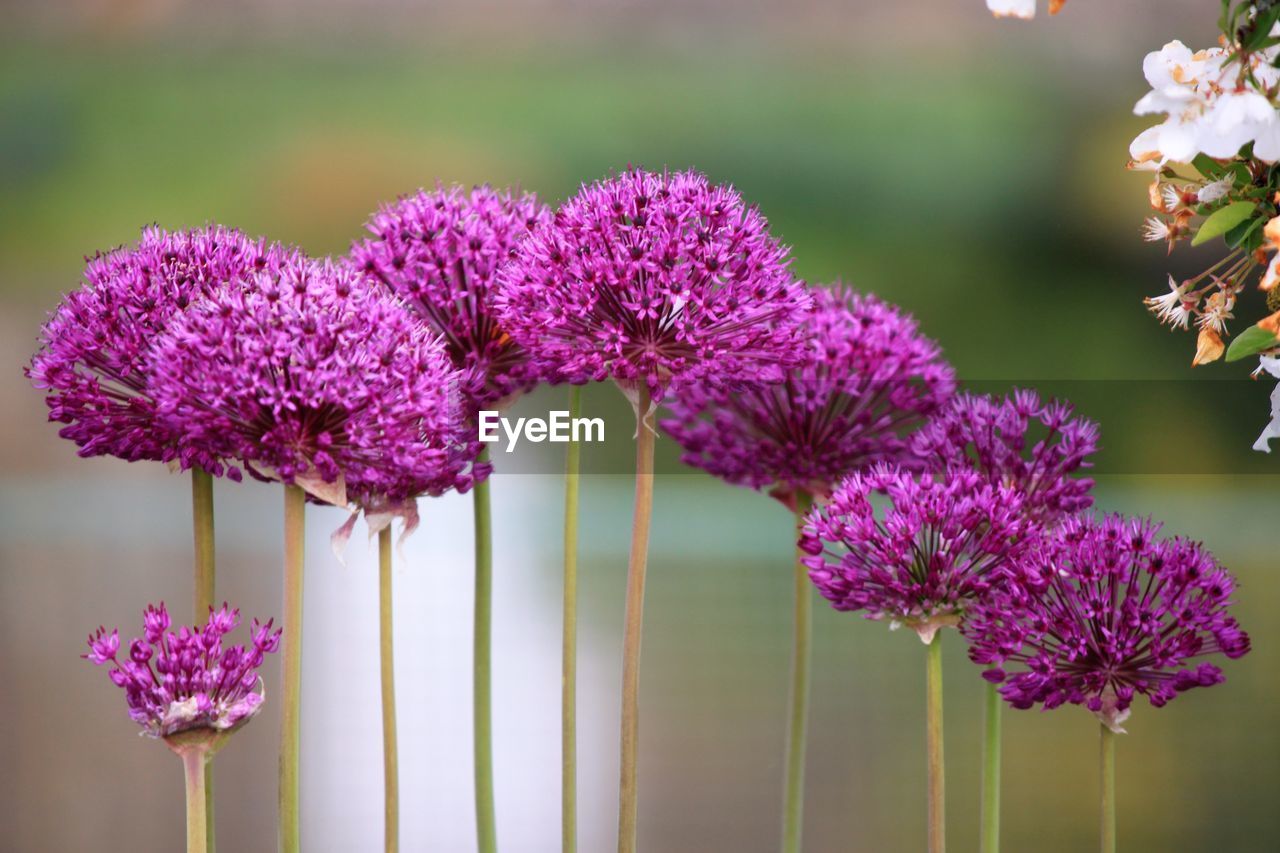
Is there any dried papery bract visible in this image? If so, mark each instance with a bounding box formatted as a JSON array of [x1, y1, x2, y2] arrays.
[[662, 283, 954, 853], [495, 167, 812, 853], [151, 257, 481, 852], [350, 183, 551, 853], [84, 603, 280, 853]]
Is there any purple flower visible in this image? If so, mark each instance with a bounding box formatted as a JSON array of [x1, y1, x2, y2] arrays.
[[661, 285, 955, 506], [149, 257, 485, 507], [911, 390, 1099, 523], [348, 184, 554, 405], [963, 514, 1250, 731], [84, 602, 282, 740], [492, 168, 812, 399], [801, 463, 1037, 642], [26, 225, 299, 473]]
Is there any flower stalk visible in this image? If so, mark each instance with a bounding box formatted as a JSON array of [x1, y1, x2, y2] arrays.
[[473, 448, 497, 853], [191, 467, 216, 617], [980, 681, 1001, 853], [379, 526, 399, 853], [781, 490, 814, 853], [190, 466, 217, 851], [280, 484, 306, 853], [562, 385, 583, 853], [926, 633, 945, 853], [1100, 725, 1116, 853], [181, 744, 210, 853], [617, 384, 656, 853]]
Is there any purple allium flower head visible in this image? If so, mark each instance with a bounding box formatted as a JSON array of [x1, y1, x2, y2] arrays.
[[26, 225, 299, 473], [661, 284, 955, 507], [84, 602, 281, 740], [492, 168, 812, 399], [911, 390, 1100, 523], [801, 463, 1037, 642], [962, 513, 1250, 732], [149, 256, 485, 507], [348, 184, 554, 406]]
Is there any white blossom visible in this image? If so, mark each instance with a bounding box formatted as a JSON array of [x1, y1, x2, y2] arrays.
[[1196, 290, 1235, 334], [1142, 217, 1171, 243], [986, 0, 1036, 19], [1130, 39, 1280, 165], [1143, 276, 1195, 330], [1252, 356, 1280, 452]]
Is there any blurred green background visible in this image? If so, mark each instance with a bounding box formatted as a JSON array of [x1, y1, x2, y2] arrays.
[[1, 1, 1276, 851]]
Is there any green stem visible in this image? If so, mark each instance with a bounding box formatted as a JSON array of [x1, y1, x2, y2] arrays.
[[617, 385, 656, 853], [980, 681, 1001, 853], [182, 747, 209, 853], [192, 467, 216, 617], [190, 467, 217, 852], [279, 484, 306, 853], [473, 449, 497, 853], [1100, 724, 1116, 853], [562, 385, 583, 853], [781, 490, 814, 853], [379, 527, 399, 853], [925, 633, 945, 853]]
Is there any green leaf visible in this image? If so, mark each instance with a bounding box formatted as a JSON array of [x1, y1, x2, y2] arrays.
[[1193, 154, 1228, 179], [1226, 324, 1280, 362], [1228, 161, 1253, 185], [1193, 201, 1258, 246], [1246, 9, 1280, 49], [1225, 215, 1264, 249]]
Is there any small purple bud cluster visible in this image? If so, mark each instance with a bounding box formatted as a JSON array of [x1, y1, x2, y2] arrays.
[[348, 184, 554, 405], [26, 225, 299, 473], [801, 463, 1035, 642], [149, 257, 485, 506], [911, 390, 1099, 523], [493, 168, 813, 398], [963, 514, 1251, 731], [84, 602, 281, 740], [662, 285, 955, 504]]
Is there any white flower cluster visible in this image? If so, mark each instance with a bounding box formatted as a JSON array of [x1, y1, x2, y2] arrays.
[[985, 0, 1064, 19], [1129, 40, 1280, 167]]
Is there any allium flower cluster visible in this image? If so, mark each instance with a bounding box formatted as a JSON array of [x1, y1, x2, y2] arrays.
[[661, 285, 954, 504], [150, 257, 484, 507], [493, 168, 812, 399], [26, 225, 297, 472], [84, 602, 281, 740], [910, 390, 1098, 523], [801, 463, 1036, 643], [348, 184, 554, 405], [964, 514, 1251, 732], [986, 0, 1065, 20]]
